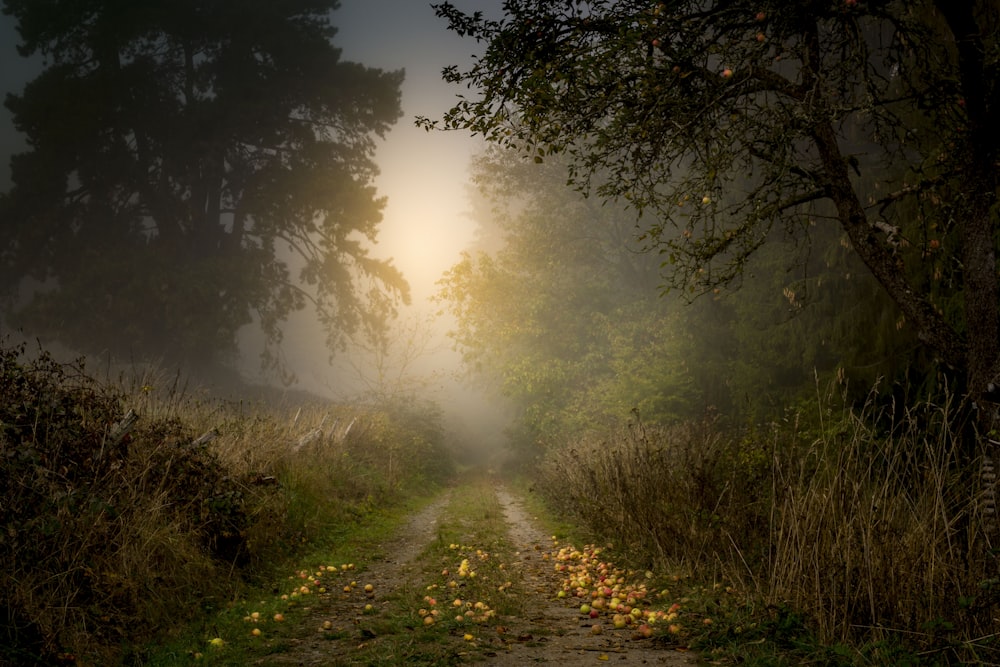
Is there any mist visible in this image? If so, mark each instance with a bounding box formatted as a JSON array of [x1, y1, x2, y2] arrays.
[[0, 1, 516, 467], [0, 0, 939, 473], [2, 4, 994, 663]]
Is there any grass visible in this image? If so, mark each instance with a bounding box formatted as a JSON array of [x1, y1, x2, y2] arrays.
[[142, 474, 527, 666], [139, 494, 435, 666], [530, 383, 1000, 665], [11, 336, 999, 665], [0, 341, 453, 665], [337, 474, 524, 666]]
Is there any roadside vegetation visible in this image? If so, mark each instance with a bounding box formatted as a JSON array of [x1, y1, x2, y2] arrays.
[[430, 77, 1000, 664], [0, 341, 453, 666], [531, 385, 999, 665], [5, 334, 996, 666], [427, 3, 1000, 661], [6, 2, 998, 666]]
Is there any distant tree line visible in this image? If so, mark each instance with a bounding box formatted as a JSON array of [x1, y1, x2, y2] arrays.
[[440, 148, 923, 453]]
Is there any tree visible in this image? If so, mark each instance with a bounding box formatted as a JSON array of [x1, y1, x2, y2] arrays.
[[0, 0, 408, 377], [338, 310, 449, 403], [442, 148, 920, 450], [438, 149, 714, 450], [422, 1, 999, 417]]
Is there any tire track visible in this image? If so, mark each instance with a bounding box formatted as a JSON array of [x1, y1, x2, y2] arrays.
[[489, 484, 696, 665], [255, 489, 453, 665]]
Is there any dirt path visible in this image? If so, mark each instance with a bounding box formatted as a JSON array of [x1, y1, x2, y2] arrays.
[[253, 481, 696, 665], [482, 486, 696, 665], [255, 490, 454, 665]]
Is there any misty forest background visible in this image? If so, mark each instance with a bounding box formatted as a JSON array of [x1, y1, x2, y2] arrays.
[[1, 0, 999, 665]]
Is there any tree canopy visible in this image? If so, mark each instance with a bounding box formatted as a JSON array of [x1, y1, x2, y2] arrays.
[[422, 0, 999, 411], [0, 0, 408, 377], [439, 148, 920, 452]]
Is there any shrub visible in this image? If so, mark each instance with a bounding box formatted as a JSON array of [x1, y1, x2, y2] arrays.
[[0, 340, 455, 664], [0, 344, 233, 663]]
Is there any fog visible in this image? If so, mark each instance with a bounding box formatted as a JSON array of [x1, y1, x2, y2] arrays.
[[0, 1, 919, 469], [0, 1, 512, 463]]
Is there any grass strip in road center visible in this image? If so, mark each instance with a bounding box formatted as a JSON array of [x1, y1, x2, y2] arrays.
[[344, 474, 527, 665]]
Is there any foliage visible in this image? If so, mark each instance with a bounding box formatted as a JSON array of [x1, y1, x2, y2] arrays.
[[438, 146, 925, 458], [536, 385, 1000, 659], [0, 0, 408, 375], [0, 343, 244, 663], [0, 340, 451, 664], [437, 150, 716, 451], [424, 0, 1000, 402]]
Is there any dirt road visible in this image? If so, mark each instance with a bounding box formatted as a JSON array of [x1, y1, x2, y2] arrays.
[[253, 479, 697, 665]]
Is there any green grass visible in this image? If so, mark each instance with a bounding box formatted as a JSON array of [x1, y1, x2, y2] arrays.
[[138, 490, 444, 666], [139, 474, 527, 666], [507, 475, 594, 547], [0, 341, 459, 665], [340, 474, 524, 666]]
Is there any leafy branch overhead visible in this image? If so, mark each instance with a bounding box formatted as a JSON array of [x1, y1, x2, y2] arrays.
[[0, 0, 409, 375], [421, 0, 999, 401]]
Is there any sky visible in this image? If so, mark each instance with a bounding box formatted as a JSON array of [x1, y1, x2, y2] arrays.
[[0, 1, 503, 401], [333, 0, 498, 304], [257, 0, 503, 395]]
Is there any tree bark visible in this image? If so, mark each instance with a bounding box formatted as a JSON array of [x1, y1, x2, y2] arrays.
[[936, 0, 1000, 409], [811, 120, 967, 373]]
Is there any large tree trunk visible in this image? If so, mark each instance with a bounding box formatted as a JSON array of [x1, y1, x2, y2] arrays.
[[937, 0, 1000, 414]]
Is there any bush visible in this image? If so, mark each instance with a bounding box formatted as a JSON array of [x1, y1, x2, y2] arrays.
[[0, 342, 454, 664], [0, 344, 235, 663]]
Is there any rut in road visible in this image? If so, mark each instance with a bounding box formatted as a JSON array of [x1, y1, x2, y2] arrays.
[[252, 480, 696, 665], [487, 484, 696, 665], [255, 490, 454, 665]]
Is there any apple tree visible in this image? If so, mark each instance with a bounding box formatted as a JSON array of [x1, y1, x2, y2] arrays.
[[443, 147, 918, 448], [0, 0, 408, 376], [422, 1, 999, 420]]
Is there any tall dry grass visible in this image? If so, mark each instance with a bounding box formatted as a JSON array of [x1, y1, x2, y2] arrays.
[[538, 385, 999, 654], [765, 389, 997, 648], [0, 342, 452, 665]]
